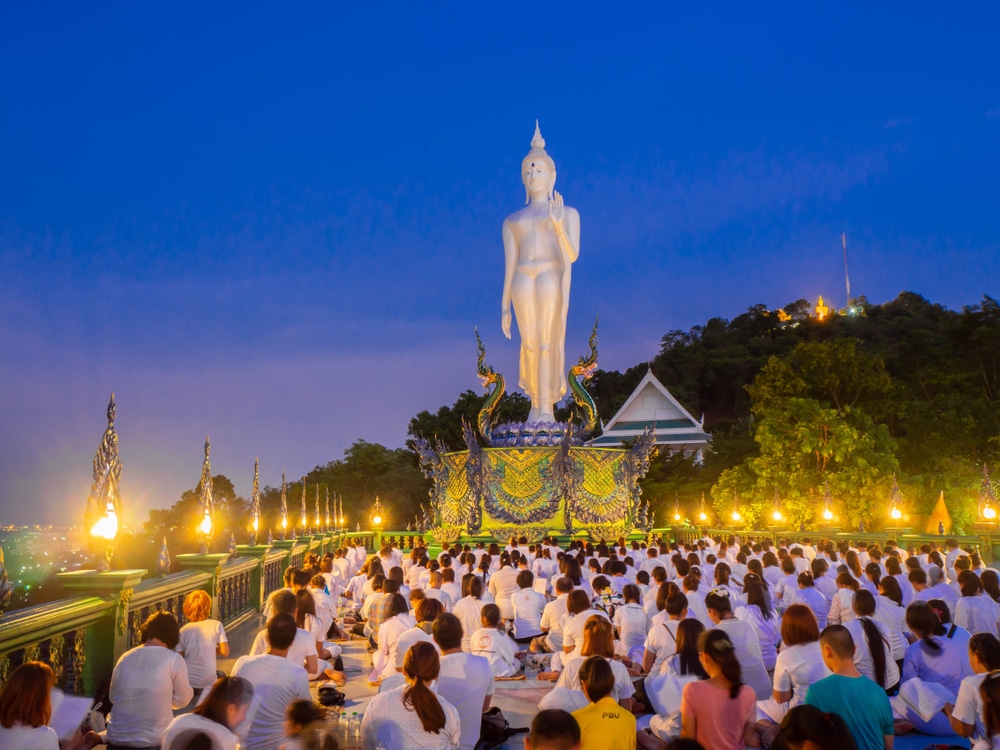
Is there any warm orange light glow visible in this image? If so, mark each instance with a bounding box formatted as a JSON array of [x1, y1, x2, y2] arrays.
[[252, 516, 259, 533], [985, 506, 997, 520], [772, 509, 782, 522], [731, 511, 741, 522], [673, 512, 681, 521], [699, 511, 707, 521], [822, 507, 833, 521], [890, 507, 902, 521], [372, 514, 383, 527], [281, 516, 288, 529], [199, 511, 213, 536], [90, 503, 118, 540]]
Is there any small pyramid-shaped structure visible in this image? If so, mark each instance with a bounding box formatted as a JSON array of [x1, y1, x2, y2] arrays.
[[925, 491, 952, 534], [588, 368, 711, 460]]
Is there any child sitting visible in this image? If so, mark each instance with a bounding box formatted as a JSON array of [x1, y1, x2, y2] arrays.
[[470, 603, 525, 679]]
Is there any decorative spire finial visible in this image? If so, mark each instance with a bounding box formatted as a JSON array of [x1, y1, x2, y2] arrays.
[[531, 119, 545, 149]]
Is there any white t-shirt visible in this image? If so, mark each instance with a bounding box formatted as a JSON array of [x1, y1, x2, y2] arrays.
[[231, 653, 311, 750], [248, 627, 316, 671], [955, 595, 1000, 637], [714, 618, 772, 700], [163, 711, 239, 750], [453, 596, 487, 652], [385, 626, 436, 677], [772, 641, 831, 705], [844, 617, 900, 689], [511, 588, 547, 638], [556, 655, 635, 702], [470, 626, 519, 678], [561, 609, 611, 656], [424, 587, 454, 612], [438, 652, 495, 750], [488, 567, 521, 620], [0, 724, 58, 750], [952, 671, 989, 744], [644, 619, 682, 675], [613, 602, 650, 655], [178, 618, 228, 689], [108, 644, 194, 747], [361, 684, 461, 750]]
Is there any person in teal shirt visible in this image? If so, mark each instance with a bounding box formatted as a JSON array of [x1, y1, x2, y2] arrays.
[[805, 624, 894, 750]]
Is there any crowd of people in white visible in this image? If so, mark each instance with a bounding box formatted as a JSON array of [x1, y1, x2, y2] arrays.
[[7, 535, 1000, 750]]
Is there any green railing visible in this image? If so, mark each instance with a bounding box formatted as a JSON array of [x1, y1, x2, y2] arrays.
[[0, 530, 357, 697]]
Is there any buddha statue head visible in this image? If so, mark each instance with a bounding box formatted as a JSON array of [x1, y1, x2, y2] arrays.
[[522, 120, 556, 203]]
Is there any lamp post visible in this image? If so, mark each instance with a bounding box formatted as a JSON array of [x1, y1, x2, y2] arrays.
[[299, 480, 307, 537], [325, 487, 332, 532], [197, 437, 214, 555], [979, 464, 998, 522], [770, 488, 784, 526], [821, 482, 834, 531], [250, 458, 260, 545], [888, 474, 903, 524], [279, 470, 289, 540], [84, 393, 123, 572], [338, 493, 345, 530], [672, 494, 682, 524], [698, 492, 708, 524], [314, 484, 321, 535]]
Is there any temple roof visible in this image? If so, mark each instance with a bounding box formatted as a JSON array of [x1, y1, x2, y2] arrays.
[[587, 368, 711, 447]]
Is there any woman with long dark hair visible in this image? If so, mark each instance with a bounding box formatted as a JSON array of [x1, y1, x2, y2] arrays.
[[844, 590, 899, 691], [162, 676, 254, 750], [900, 601, 974, 734], [679, 630, 757, 749], [736, 579, 779, 671], [774, 705, 858, 750], [453, 574, 487, 653], [955, 570, 1000, 637], [664, 619, 709, 680], [361, 641, 460, 749], [874, 576, 908, 663], [704, 588, 771, 699]]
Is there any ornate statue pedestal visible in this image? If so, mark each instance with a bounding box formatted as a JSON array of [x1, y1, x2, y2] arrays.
[[489, 421, 583, 447], [414, 428, 656, 544]]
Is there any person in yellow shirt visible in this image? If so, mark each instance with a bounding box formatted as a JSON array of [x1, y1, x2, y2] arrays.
[[571, 656, 637, 750]]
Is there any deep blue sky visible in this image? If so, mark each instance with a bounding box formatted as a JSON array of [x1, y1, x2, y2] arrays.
[[1, 3, 998, 525]]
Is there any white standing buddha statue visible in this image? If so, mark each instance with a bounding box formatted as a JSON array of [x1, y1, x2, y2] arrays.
[[501, 122, 581, 424]]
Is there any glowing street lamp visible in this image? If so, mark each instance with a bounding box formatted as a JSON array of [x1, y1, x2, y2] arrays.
[[698, 492, 708, 523], [370, 496, 386, 529], [84, 393, 123, 572], [299, 480, 307, 536], [979, 465, 998, 521], [888, 474, 904, 523], [771, 488, 783, 523], [314, 484, 321, 534], [197, 437, 214, 555], [325, 486, 332, 531]]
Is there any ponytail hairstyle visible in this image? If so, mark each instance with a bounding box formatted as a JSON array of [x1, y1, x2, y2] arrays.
[[402, 641, 446, 734], [194, 675, 254, 728], [704, 588, 733, 616], [675, 618, 709, 678], [970, 633, 1000, 672], [778, 705, 859, 750], [983, 569, 1000, 603], [810, 557, 829, 580], [797, 571, 815, 588], [698, 629, 742, 698], [744, 579, 773, 620], [853, 591, 888, 688], [836, 572, 859, 591], [714, 562, 731, 587], [959, 570, 983, 598], [865, 562, 882, 588], [884, 556, 902, 576], [878, 576, 904, 607], [747, 559, 766, 586], [906, 601, 943, 652], [927, 598, 953, 631], [982, 672, 1000, 741]]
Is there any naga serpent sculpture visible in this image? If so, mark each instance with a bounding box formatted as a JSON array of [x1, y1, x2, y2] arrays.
[[567, 315, 599, 433], [476, 328, 506, 443]]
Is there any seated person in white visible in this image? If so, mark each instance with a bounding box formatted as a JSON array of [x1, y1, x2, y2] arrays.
[[643, 586, 687, 676], [231, 614, 313, 750], [107, 612, 194, 750], [955, 571, 1000, 637], [249, 590, 319, 678], [361, 641, 461, 750], [644, 618, 709, 744], [551, 616, 636, 712], [294, 589, 344, 683], [561, 590, 612, 659], [424, 571, 454, 612], [947, 632, 1000, 745], [373, 593, 418, 682], [536, 577, 573, 654], [453, 574, 488, 653], [432, 613, 495, 750], [613, 583, 650, 663], [0, 661, 101, 750], [439, 568, 463, 605], [510, 569, 547, 643], [844, 590, 900, 691], [793, 572, 830, 630], [177, 589, 229, 700], [162, 675, 254, 750], [470, 603, 522, 679], [704, 587, 772, 700]]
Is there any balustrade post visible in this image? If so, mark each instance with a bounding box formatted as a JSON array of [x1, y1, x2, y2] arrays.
[[235, 545, 273, 613], [57, 569, 146, 691], [175, 553, 231, 620]]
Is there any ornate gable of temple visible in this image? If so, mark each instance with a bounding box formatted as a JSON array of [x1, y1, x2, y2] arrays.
[[588, 367, 711, 462]]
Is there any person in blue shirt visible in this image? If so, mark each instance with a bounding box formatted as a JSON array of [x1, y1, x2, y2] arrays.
[[805, 624, 894, 750]]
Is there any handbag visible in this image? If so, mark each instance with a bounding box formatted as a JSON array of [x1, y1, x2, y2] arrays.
[[480, 707, 528, 749]]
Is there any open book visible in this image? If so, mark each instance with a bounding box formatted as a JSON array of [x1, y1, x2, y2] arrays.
[[49, 689, 95, 741], [894, 678, 956, 722]]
